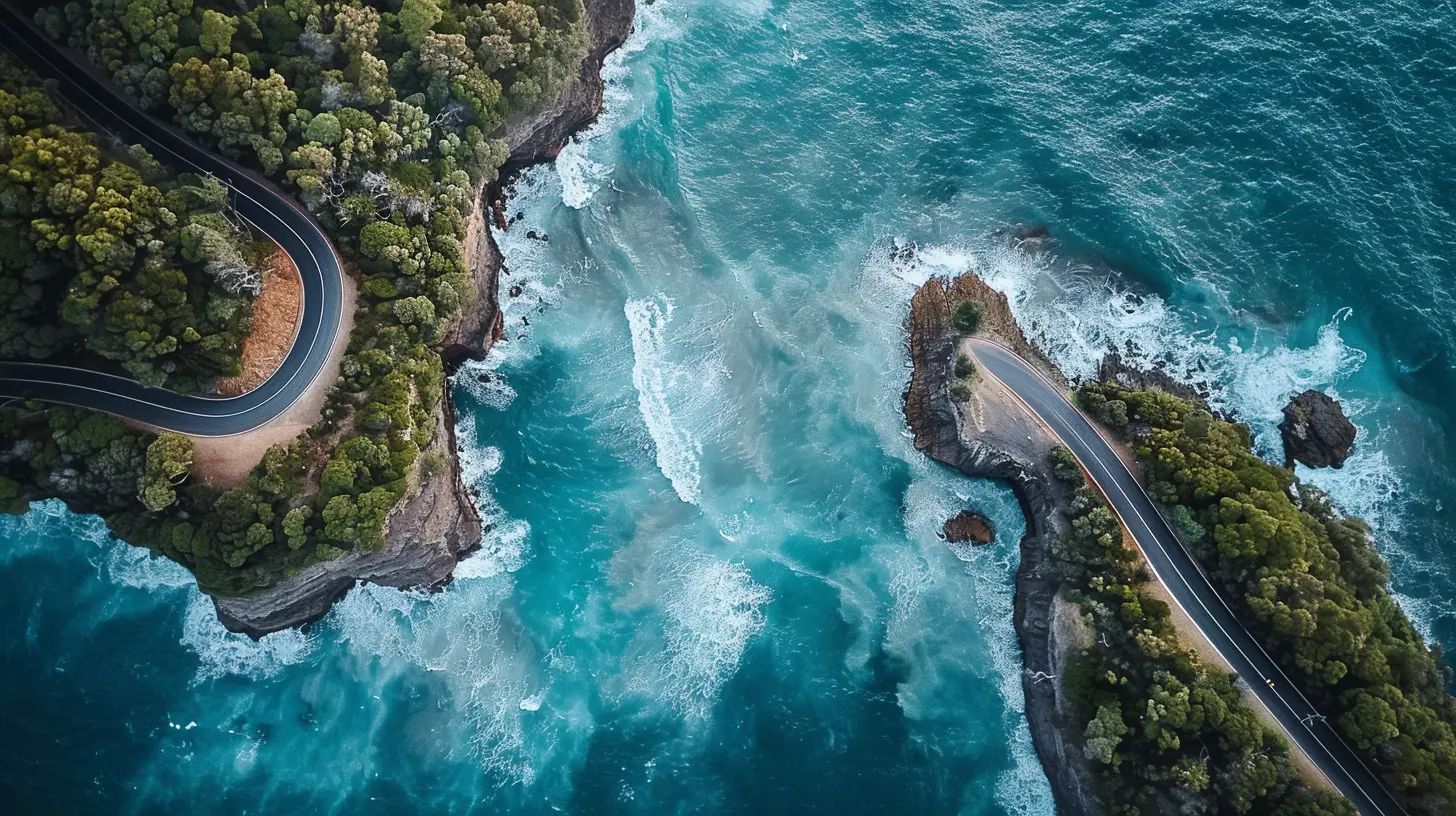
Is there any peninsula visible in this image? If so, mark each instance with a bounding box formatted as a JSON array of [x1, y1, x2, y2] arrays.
[[903, 260, 1456, 815], [0, 0, 635, 634]]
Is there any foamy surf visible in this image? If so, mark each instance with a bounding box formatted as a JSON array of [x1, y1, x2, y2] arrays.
[[181, 593, 317, 683], [626, 296, 704, 505], [656, 554, 772, 718], [552, 0, 680, 210]]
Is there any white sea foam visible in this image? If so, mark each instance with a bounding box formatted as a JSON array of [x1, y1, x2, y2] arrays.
[[451, 409, 533, 580], [655, 554, 772, 718], [456, 369, 518, 411], [626, 296, 703, 505], [557, 147, 610, 210], [181, 593, 317, 682], [104, 541, 194, 590], [333, 582, 543, 784], [552, 0, 680, 209]]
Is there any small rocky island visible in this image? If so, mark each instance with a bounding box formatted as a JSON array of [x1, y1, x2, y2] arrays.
[[942, 510, 995, 545], [1280, 389, 1358, 470]]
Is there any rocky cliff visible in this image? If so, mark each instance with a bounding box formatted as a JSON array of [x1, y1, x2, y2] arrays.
[[904, 270, 1106, 815], [211, 0, 636, 637]]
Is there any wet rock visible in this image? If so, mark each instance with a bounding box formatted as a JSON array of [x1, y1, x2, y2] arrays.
[[526, 230, 549, 243], [508, 284, 524, 298], [1279, 389, 1356, 469], [943, 510, 995, 544], [1097, 352, 1208, 407]]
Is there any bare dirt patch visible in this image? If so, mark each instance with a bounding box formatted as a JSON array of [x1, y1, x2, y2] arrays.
[[218, 247, 302, 397], [190, 266, 357, 489]]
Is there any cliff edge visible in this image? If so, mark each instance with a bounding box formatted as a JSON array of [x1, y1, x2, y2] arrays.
[[210, 0, 636, 637], [903, 269, 1107, 815]]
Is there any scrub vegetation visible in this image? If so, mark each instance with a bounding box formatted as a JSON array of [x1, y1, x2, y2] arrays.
[[2, 0, 588, 595], [0, 55, 259, 391], [1048, 443, 1354, 815], [1077, 382, 1456, 815]]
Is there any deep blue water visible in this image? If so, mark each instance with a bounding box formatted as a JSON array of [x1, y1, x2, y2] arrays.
[[4, 0, 1455, 813]]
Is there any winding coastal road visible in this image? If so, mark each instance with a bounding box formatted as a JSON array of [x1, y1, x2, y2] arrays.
[[0, 3, 345, 436], [969, 338, 1407, 816]]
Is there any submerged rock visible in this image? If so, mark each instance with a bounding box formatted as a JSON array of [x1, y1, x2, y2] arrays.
[[1279, 389, 1356, 469], [943, 510, 995, 544]]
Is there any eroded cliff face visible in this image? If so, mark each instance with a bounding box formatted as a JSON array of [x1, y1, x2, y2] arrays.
[[213, 397, 481, 634], [210, 0, 636, 638], [904, 271, 1106, 815]]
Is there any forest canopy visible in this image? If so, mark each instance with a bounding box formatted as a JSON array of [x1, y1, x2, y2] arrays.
[[3, 0, 588, 595], [1079, 382, 1456, 815], [1045, 443, 1355, 815], [0, 54, 260, 391]]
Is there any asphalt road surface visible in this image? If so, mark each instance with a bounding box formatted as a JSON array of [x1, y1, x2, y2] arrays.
[[969, 338, 1406, 816], [0, 3, 345, 436]]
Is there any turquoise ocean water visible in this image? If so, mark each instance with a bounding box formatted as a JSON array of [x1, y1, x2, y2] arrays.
[[4, 1, 1454, 812]]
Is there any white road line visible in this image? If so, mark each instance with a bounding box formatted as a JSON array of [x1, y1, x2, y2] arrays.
[[0, 13, 348, 436], [968, 339, 1396, 816]]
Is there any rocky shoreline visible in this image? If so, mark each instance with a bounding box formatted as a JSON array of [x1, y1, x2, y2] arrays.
[[903, 270, 1106, 815], [211, 0, 636, 637]]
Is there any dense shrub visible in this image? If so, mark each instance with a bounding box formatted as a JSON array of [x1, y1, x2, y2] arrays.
[[1045, 445, 1355, 815], [0, 55, 257, 390], [951, 300, 982, 334], [1079, 381, 1456, 814]]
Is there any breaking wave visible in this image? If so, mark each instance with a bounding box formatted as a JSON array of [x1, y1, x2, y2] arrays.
[[626, 296, 704, 505], [654, 553, 772, 718]]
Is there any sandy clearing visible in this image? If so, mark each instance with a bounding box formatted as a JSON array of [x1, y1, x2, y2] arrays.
[[189, 269, 357, 488], [217, 248, 302, 398]]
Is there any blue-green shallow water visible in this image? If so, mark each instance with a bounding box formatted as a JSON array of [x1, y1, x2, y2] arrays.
[[4, 0, 1454, 812]]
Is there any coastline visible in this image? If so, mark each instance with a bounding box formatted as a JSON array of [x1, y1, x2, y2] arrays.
[[209, 0, 637, 637], [903, 270, 1107, 814]]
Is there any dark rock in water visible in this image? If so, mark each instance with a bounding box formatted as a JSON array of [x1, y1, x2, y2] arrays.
[[1013, 224, 1052, 244], [1280, 390, 1356, 469], [943, 510, 995, 545], [508, 284, 524, 298], [526, 230, 549, 242]]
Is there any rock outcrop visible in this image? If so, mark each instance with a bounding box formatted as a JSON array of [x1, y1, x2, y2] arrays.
[[904, 270, 1106, 815], [1279, 389, 1357, 469], [942, 510, 994, 545], [1098, 352, 1208, 408], [210, 0, 635, 637], [213, 397, 481, 634], [503, 0, 636, 163]]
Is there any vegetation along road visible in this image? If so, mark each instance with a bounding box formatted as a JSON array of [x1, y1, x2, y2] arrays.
[[969, 338, 1408, 816], [0, 2, 345, 436]]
